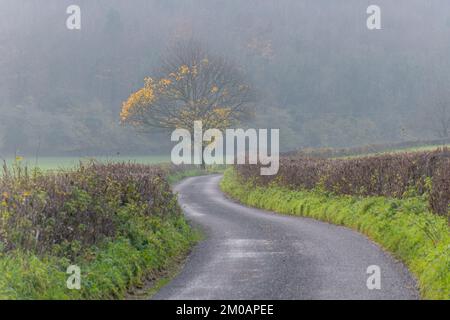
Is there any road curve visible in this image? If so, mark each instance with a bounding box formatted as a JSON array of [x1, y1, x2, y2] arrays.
[[154, 175, 418, 300]]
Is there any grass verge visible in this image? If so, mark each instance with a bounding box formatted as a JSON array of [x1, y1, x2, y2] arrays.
[[0, 206, 199, 299], [220, 168, 450, 300]]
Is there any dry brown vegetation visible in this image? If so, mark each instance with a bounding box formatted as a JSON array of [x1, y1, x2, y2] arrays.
[[238, 148, 450, 218]]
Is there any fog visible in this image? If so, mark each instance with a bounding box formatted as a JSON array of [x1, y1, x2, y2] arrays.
[[1, 0, 449, 156]]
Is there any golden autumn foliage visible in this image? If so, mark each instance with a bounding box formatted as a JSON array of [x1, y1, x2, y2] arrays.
[[120, 78, 155, 121], [120, 42, 254, 132]]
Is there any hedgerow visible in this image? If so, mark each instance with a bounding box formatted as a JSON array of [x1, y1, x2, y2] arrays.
[[0, 162, 198, 299], [237, 148, 450, 219]]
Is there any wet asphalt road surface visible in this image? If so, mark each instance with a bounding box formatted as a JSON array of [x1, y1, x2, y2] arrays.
[[153, 175, 418, 300]]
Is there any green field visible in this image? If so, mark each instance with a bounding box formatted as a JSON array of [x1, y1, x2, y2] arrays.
[[0, 155, 171, 170], [336, 144, 450, 159]]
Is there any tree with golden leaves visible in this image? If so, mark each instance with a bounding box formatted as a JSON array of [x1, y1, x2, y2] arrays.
[[120, 42, 254, 134]]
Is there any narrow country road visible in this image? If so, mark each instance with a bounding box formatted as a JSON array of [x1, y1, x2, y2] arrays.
[[153, 175, 418, 300]]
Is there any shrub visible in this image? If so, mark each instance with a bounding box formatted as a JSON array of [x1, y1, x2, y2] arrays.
[[237, 148, 450, 219], [0, 162, 180, 256]]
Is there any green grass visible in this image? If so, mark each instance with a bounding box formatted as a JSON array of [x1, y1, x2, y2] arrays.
[[337, 144, 450, 159], [0, 155, 170, 171], [220, 168, 450, 300], [0, 206, 199, 299]]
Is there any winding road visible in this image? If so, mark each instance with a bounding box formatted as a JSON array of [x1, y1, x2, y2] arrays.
[[154, 175, 418, 300]]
